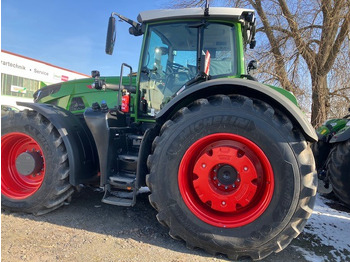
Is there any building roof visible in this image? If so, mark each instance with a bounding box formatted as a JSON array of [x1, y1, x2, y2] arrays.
[[137, 7, 254, 23], [1, 50, 90, 78]]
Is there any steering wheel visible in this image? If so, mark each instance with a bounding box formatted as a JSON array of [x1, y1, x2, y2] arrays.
[[166, 62, 189, 74], [163, 62, 191, 94]]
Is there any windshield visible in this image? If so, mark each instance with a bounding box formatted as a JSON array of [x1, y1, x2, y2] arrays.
[[139, 21, 236, 116]]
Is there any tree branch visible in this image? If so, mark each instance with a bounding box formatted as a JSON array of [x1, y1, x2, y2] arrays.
[[321, 9, 350, 74], [249, 0, 295, 92], [330, 93, 350, 103], [277, 0, 316, 71], [329, 86, 350, 96], [307, 39, 321, 47]]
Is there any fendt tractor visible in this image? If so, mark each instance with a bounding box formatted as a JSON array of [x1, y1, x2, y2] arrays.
[[2, 6, 318, 260], [312, 109, 350, 208]]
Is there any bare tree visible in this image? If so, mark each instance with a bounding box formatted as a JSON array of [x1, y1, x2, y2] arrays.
[[171, 0, 350, 127], [328, 36, 350, 118]]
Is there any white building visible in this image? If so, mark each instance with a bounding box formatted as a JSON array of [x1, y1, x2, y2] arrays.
[[1, 50, 89, 109]]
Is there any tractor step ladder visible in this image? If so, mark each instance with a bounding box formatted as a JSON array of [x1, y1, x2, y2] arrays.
[[102, 171, 137, 207], [101, 134, 142, 207]]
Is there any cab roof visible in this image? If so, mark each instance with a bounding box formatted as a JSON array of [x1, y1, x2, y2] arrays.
[[137, 7, 254, 23]]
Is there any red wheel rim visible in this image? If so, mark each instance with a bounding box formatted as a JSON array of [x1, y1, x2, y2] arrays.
[[178, 133, 274, 228], [1, 132, 46, 199]]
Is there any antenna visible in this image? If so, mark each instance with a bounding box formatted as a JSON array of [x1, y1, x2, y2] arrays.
[[204, 0, 210, 16]]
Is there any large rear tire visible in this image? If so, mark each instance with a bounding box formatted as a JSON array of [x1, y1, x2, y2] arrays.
[[327, 139, 350, 208], [147, 95, 317, 260], [1, 110, 74, 215]]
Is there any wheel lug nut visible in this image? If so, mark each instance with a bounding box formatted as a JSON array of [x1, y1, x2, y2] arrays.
[[225, 186, 228, 190], [202, 164, 206, 168], [222, 201, 226, 206], [237, 178, 240, 182], [218, 183, 221, 186], [244, 166, 248, 171], [232, 184, 236, 188], [213, 177, 217, 180]]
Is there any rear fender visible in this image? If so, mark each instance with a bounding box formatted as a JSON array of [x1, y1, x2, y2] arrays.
[[156, 78, 317, 142], [17, 102, 98, 186]]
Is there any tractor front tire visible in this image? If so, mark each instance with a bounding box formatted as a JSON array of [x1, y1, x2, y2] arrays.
[[327, 139, 350, 208], [1, 110, 74, 215], [147, 95, 317, 260]]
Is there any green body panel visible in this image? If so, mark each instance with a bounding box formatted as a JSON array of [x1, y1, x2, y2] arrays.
[[330, 121, 350, 142], [37, 76, 137, 114], [236, 23, 246, 75], [337, 122, 350, 134], [316, 118, 348, 139], [266, 85, 298, 106]]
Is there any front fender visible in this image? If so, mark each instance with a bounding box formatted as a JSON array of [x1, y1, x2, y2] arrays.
[[330, 125, 350, 143], [17, 102, 98, 186], [156, 78, 317, 142]]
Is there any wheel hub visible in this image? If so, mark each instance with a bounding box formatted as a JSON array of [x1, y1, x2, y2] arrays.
[[15, 151, 43, 176], [217, 164, 238, 186]]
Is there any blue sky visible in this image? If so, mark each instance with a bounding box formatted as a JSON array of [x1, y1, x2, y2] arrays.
[[2, 0, 171, 76]]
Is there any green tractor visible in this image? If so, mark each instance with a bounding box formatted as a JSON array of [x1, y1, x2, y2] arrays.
[[1, 6, 318, 260], [312, 109, 350, 208]]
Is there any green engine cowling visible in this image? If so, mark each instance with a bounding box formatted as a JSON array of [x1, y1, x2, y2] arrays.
[[33, 75, 137, 114]]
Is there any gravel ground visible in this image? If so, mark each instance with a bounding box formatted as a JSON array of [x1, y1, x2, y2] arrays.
[[2, 188, 350, 262]]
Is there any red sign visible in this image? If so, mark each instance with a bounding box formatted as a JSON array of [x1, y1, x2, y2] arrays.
[[61, 75, 69, 81]]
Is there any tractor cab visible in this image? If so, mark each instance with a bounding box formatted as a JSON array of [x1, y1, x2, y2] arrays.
[[105, 7, 256, 118], [139, 21, 238, 116]]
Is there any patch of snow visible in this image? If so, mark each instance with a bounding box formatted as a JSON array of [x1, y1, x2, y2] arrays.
[[303, 195, 350, 261], [138, 186, 150, 194], [292, 246, 327, 262]]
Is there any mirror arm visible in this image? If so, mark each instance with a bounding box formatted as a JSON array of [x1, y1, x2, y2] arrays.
[[111, 12, 141, 32]]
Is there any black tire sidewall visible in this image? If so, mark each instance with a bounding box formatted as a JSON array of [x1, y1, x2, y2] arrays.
[[328, 140, 350, 207], [152, 104, 301, 249], [2, 114, 64, 212]]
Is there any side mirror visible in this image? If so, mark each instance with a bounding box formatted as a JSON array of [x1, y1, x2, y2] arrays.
[[250, 39, 256, 49], [247, 60, 258, 74], [91, 70, 100, 78], [105, 16, 116, 55]]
